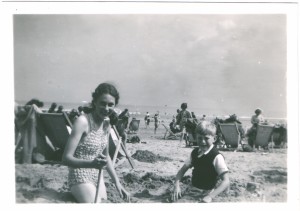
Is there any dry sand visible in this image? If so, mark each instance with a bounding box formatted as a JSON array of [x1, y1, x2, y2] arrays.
[[15, 121, 287, 203]]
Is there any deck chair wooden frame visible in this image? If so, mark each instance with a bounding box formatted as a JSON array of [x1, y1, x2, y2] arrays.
[[254, 124, 274, 149], [185, 132, 197, 146], [38, 112, 72, 151], [115, 118, 127, 136], [128, 119, 140, 134], [96, 125, 135, 203], [109, 125, 135, 169], [162, 123, 181, 140], [219, 123, 240, 150]]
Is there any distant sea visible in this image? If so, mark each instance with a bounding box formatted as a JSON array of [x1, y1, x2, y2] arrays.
[[16, 100, 287, 127]]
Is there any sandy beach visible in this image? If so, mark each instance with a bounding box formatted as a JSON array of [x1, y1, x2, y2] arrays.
[[15, 117, 287, 204]]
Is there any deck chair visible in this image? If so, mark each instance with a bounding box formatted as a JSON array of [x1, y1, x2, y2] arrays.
[[128, 119, 140, 134], [162, 123, 181, 140], [219, 123, 240, 149], [254, 124, 274, 149], [15, 105, 55, 164], [95, 126, 135, 203], [38, 112, 72, 151], [115, 118, 127, 136], [106, 125, 135, 169]]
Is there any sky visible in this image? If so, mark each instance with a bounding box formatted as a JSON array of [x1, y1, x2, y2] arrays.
[[14, 14, 287, 117]]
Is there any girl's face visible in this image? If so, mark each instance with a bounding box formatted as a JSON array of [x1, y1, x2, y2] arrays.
[[93, 93, 116, 119]]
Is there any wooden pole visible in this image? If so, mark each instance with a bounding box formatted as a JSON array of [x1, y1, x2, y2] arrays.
[[94, 169, 103, 203], [111, 126, 122, 166], [120, 142, 135, 169], [94, 118, 110, 203]]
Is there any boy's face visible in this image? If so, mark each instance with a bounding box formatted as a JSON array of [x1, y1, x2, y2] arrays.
[[196, 134, 214, 150]]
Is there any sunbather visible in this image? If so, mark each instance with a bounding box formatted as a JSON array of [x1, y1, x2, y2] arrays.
[[169, 119, 180, 134]]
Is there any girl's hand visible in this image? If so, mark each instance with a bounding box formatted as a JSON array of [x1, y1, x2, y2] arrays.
[[92, 154, 107, 169], [121, 188, 131, 202], [116, 183, 131, 202]]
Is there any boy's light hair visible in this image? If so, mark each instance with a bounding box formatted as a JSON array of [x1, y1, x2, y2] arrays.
[[195, 121, 216, 136]]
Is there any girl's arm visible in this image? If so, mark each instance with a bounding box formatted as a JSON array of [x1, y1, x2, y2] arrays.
[[105, 154, 130, 201], [62, 116, 103, 169]]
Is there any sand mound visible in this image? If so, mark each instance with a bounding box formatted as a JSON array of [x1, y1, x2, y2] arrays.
[[120, 171, 196, 203], [122, 172, 177, 202], [132, 150, 173, 163], [15, 164, 76, 203], [14, 134, 287, 203], [252, 169, 287, 183]]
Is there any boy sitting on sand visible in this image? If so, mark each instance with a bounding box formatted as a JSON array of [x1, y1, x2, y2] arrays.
[[172, 121, 230, 203]]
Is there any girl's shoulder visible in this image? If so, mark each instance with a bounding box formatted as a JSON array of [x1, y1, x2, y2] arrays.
[[72, 114, 89, 132], [76, 113, 89, 122]]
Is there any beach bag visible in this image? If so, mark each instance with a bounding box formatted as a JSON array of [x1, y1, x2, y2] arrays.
[[129, 135, 141, 143]]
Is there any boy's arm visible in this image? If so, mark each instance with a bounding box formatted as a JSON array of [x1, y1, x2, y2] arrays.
[[202, 154, 230, 203], [172, 163, 191, 201], [203, 172, 230, 202], [174, 163, 190, 184]]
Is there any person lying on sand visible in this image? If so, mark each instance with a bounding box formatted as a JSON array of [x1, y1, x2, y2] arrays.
[[172, 121, 230, 203]]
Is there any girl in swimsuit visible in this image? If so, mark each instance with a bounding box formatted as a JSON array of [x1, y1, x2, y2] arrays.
[[62, 83, 130, 203]]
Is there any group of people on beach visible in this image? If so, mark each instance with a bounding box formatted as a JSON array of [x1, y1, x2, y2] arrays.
[[144, 111, 161, 134], [16, 81, 286, 204], [59, 82, 230, 203], [16, 83, 231, 203]]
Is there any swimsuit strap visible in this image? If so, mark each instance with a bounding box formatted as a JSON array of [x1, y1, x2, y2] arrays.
[[84, 113, 93, 133]]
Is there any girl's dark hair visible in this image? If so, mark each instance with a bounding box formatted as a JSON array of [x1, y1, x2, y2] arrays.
[[91, 83, 120, 109]]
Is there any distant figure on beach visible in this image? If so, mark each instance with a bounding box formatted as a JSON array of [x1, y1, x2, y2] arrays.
[[191, 112, 196, 119], [251, 108, 264, 126], [56, 105, 64, 113], [247, 108, 265, 147], [83, 106, 93, 114], [191, 112, 198, 124], [175, 109, 181, 125], [172, 121, 230, 203], [48, 102, 57, 113], [153, 112, 160, 134], [77, 105, 92, 114], [169, 118, 180, 134], [26, 98, 44, 109], [176, 103, 192, 145], [144, 112, 150, 128], [118, 108, 130, 129], [77, 106, 85, 115], [62, 82, 130, 203], [68, 109, 80, 124]]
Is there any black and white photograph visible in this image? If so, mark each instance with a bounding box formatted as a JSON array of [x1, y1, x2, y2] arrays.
[[0, 0, 299, 208]]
